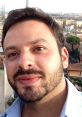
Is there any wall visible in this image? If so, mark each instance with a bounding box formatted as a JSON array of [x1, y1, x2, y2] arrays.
[[0, 67, 13, 113], [0, 69, 5, 113]]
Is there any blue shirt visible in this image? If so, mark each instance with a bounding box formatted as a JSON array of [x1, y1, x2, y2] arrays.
[[1, 79, 82, 117]]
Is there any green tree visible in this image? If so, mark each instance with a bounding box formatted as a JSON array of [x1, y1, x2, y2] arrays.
[[66, 35, 80, 63], [66, 35, 80, 51]]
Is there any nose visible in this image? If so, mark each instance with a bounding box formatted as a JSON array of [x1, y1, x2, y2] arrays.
[[18, 51, 35, 70]]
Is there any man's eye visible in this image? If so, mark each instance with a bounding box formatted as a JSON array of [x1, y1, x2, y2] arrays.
[[6, 52, 18, 60], [33, 47, 46, 52]]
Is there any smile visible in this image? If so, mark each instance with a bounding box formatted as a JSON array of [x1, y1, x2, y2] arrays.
[[15, 74, 41, 86]]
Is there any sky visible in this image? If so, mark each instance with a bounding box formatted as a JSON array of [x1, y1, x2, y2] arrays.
[[0, 0, 82, 13]]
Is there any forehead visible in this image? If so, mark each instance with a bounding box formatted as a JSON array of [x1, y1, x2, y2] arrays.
[[3, 20, 57, 49]]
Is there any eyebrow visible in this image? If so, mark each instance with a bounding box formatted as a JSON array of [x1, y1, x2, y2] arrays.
[[29, 38, 48, 45], [4, 38, 48, 52], [4, 46, 17, 53]]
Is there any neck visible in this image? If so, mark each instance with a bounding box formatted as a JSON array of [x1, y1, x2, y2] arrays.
[[22, 78, 67, 117]]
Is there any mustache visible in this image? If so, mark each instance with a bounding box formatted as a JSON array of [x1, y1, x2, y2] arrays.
[[13, 68, 45, 80]]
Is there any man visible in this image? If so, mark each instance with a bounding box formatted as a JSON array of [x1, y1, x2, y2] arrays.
[[0, 7, 82, 117]]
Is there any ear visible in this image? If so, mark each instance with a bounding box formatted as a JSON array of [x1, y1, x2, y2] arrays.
[[61, 47, 69, 69]]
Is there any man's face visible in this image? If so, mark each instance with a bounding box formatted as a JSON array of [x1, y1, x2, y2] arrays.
[[3, 20, 65, 103]]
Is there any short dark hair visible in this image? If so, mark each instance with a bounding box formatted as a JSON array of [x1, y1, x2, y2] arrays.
[[2, 7, 65, 50]]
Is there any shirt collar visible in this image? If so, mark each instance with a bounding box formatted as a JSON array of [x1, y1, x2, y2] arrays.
[[61, 78, 82, 117], [4, 98, 22, 117]]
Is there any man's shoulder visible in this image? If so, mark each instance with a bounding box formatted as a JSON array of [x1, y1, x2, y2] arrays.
[[64, 78, 82, 116], [0, 97, 21, 117], [66, 78, 82, 97], [65, 78, 82, 109], [79, 91, 82, 101]]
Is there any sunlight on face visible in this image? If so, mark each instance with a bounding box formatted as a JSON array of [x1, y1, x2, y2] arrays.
[[4, 20, 64, 102]]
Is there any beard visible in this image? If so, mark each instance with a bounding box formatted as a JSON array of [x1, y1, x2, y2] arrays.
[[8, 62, 64, 104]]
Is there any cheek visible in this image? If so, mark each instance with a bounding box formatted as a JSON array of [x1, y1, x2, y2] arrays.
[[37, 52, 61, 72], [5, 61, 16, 80]]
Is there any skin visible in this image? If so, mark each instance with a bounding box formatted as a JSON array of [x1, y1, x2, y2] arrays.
[[3, 20, 68, 117]]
